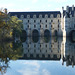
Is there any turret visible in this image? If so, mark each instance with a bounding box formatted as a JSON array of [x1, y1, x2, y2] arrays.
[[66, 6, 69, 12], [4, 8, 7, 14]]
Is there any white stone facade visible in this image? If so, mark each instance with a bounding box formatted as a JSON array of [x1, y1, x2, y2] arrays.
[[9, 5, 75, 37], [22, 37, 61, 60], [61, 5, 75, 37], [9, 12, 62, 36]]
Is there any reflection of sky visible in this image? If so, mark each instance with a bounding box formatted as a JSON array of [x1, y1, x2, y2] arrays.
[[4, 60, 75, 75]]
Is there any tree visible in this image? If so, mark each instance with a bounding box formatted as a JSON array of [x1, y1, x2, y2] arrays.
[[0, 8, 23, 41]]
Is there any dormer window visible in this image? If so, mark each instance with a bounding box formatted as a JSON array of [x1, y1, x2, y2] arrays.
[[15, 15, 17, 17], [39, 15, 42, 18], [45, 14, 48, 18], [27, 15, 30, 18], [33, 15, 36, 18], [21, 15, 24, 19], [50, 14, 53, 18]]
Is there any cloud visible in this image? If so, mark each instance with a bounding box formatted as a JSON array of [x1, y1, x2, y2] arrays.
[[17, 61, 40, 75], [18, 69, 39, 75], [42, 69, 51, 75], [48, 0, 68, 2], [32, 0, 38, 3], [9, 8, 30, 12], [23, 61, 40, 69], [0, 3, 14, 8], [55, 8, 61, 11]]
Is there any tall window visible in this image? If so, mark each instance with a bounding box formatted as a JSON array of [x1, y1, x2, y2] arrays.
[[28, 25, 29, 28], [51, 25, 52, 28], [34, 25, 36, 28], [46, 20, 47, 22], [40, 45, 41, 47], [46, 25, 47, 28], [28, 20, 29, 23], [58, 19, 59, 22], [51, 20, 53, 22], [34, 44, 36, 48], [58, 24, 59, 28], [34, 20, 36, 23], [46, 45, 47, 48], [40, 25, 41, 28], [74, 24, 75, 28]]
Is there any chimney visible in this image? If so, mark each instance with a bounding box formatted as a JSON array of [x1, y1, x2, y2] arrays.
[[62, 7, 64, 11], [72, 5, 74, 11]]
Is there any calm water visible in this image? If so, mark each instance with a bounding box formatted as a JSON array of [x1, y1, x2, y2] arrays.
[[0, 37, 75, 75]]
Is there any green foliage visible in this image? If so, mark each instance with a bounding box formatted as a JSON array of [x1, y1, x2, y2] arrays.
[[0, 8, 23, 40], [10, 16, 23, 38]]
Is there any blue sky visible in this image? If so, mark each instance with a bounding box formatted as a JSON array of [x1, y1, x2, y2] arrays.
[[3, 60, 75, 75], [0, 0, 75, 12]]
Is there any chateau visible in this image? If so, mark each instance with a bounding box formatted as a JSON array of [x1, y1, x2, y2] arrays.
[[9, 5, 75, 37]]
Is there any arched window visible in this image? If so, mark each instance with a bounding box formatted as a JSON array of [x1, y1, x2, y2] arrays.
[[32, 29, 39, 37], [44, 29, 50, 37]]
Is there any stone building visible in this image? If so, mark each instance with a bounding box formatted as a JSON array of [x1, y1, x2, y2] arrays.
[[61, 5, 75, 37], [61, 37, 75, 67], [9, 5, 75, 37], [20, 37, 62, 60], [9, 11, 62, 37]]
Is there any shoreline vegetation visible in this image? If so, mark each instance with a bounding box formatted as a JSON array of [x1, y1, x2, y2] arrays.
[[0, 8, 23, 42]]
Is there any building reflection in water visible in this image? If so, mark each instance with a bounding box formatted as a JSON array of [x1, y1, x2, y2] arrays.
[[22, 36, 75, 67], [61, 37, 75, 67], [0, 36, 75, 75], [22, 37, 62, 60]]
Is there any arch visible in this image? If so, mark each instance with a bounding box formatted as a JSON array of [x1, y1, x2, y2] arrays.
[[32, 36, 39, 43], [32, 29, 39, 37], [44, 29, 50, 37], [44, 37, 50, 43], [20, 30, 27, 42], [54, 30, 58, 36]]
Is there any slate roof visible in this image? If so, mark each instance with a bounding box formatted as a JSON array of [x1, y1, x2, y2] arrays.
[[63, 7, 75, 18], [9, 11, 61, 18]]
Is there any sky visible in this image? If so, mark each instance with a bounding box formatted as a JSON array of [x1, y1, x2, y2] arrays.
[[3, 60, 75, 75], [0, 0, 75, 12]]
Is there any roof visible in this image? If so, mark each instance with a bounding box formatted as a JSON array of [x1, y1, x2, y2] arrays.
[[19, 54, 61, 60], [9, 11, 61, 18], [63, 7, 75, 17]]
